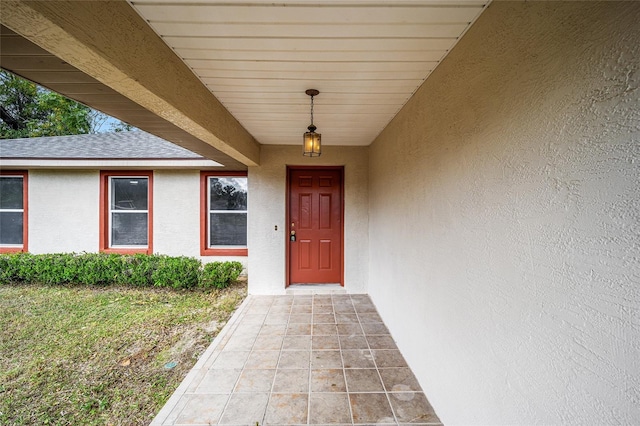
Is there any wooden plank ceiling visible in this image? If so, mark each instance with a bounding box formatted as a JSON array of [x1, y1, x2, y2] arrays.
[[128, 0, 488, 146]]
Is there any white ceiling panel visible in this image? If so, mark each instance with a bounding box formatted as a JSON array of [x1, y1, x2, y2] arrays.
[[163, 37, 459, 54], [128, 1, 488, 146]]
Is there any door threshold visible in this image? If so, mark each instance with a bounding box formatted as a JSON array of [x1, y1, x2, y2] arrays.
[[286, 284, 346, 295]]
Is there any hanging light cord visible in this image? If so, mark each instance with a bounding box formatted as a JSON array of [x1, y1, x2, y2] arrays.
[[310, 94, 315, 127]]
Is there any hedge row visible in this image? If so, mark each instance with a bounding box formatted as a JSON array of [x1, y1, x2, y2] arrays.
[[0, 253, 243, 290]]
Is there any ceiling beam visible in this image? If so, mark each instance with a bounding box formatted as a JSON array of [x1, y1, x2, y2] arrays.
[[1, 0, 260, 166]]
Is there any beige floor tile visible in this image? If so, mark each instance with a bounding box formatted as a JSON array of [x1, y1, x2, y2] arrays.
[[361, 322, 390, 335], [287, 323, 312, 335], [379, 368, 423, 393], [264, 313, 290, 324], [344, 369, 384, 392], [339, 334, 369, 350], [282, 335, 312, 350], [279, 350, 311, 369], [273, 368, 310, 392], [334, 304, 357, 314], [211, 351, 249, 369], [259, 324, 287, 336], [234, 369, 276, 392], [372, 350, 408, 368], [313, 324, 338, 336], [268, 305, 292, 314], [219, 392, 269, 425], [337, 323, 363, 336], [313, 304, 335, 314], [289, 313, 313, 324], [174, 394, 229, 425], [223, 334, 256, 351], [313, 313, 337, 324], [349, 393, 395, 424], [245, 350, 281, 369], [272, 296, 294, 306], [311, 350, 343, 369], [253, 334, 285, 350], [311, 369, 347, 392], [312, 335, 340, 350], [195, 368, 242, 393], [309, 393, 352, 424], [358, 312, 383, 323], [291, 304, 313, 313], [264, 393, 309, 425], [366, 335, 397, 350], [335, 313, 359, 324], [388, 392, 440, 424], [342, 349, 376, 369]]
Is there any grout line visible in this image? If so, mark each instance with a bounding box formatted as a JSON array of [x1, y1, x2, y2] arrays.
[[338, 294, 356, 426], [263, 296, 291, 425], [218, 295, 274, 426], [355, 295, 400, 426], [306, 294, 315, 425]]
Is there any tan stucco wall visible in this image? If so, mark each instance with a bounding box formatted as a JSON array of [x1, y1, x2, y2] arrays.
[[368, 2, 640, 424], [248, 145, 369, 294]]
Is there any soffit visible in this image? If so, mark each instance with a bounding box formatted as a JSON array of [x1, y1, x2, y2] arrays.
[[129, 0, 488, 146]]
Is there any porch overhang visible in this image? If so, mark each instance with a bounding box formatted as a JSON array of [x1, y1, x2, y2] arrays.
[[1, 0, 260, 169]]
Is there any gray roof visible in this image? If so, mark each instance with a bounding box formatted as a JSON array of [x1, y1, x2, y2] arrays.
[[0, 131, 205, 160]]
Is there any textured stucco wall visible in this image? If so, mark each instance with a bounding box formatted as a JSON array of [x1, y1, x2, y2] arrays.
[[368, 2, 640, 424], [248, 145, 369, 294], [29, 170, 100, 254]]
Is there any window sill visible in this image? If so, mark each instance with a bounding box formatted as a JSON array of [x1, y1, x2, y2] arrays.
[[101, 248, 152, 255], [201, 248, 248, 257], [0, 247, 26, 254]]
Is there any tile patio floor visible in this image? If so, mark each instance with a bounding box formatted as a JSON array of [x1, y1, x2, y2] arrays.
[[152, 292, 441, 425]]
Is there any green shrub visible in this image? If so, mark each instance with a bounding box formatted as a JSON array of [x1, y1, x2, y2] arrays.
[[0, 253, 29, 284], [74, 253, 123, 286], [0, 253, 243, 291], [32, 253, 78, 285], [152, 256, 201, 289], [201, 261, 243, 289]]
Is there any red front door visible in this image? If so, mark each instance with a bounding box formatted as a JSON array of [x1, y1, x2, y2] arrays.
[[288, 168, 343, 285]]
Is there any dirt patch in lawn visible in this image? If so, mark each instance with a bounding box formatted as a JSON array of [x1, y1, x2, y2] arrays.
[[0, 281, 247, 425]]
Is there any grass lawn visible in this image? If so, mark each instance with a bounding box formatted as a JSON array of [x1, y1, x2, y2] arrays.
[[0, 281, 247, 425]]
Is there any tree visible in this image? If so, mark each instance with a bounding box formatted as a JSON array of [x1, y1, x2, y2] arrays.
[[0, 70, 133, 138]]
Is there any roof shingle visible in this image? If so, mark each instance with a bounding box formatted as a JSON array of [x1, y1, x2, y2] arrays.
[[0, 131, 205, 160]]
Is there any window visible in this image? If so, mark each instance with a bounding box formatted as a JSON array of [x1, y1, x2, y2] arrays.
[[100, 171, 153, 254], [201, 172, 247, 256], [0, 171, 28, 253]]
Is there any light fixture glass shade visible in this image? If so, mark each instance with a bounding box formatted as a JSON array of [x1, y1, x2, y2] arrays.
[[303, 127, 321, 157]]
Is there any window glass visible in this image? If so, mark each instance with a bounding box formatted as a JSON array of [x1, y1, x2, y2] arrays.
[[112, 213, 148, 246], [0, 176, 24, 246], [0, 177, 24, 209], [0, 212, 23, 245], [209, 177, 247, 210], [109, 176, 149, 247], [210, 213, 247, 246], [207, 176, 247, 249], [111, 178, 148, 210]]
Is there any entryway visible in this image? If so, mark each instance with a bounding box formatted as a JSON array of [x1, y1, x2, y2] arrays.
[[287, 167, 344, 287]]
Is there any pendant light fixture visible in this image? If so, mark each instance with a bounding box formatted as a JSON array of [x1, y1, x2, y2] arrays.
[[303, 89, 321, 157]]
